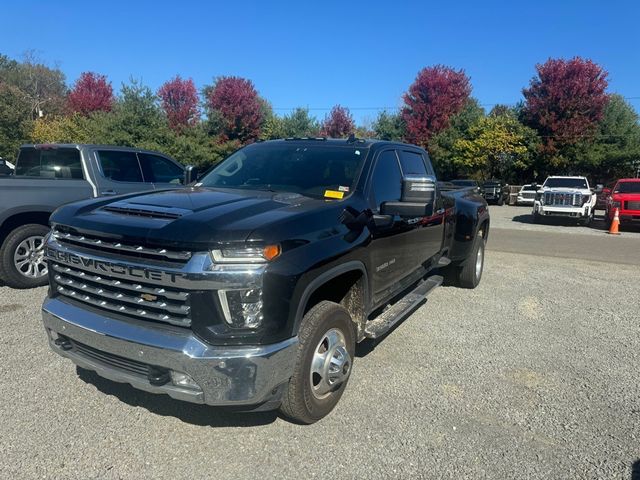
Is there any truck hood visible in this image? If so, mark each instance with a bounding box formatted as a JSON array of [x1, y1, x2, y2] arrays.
[[50, 187, 348, 249], [613, 193, 640, 202]]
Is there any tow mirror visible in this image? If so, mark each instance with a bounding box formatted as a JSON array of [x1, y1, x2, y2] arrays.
[[380, 175, 435, 217], [183, 165, 199, 185]]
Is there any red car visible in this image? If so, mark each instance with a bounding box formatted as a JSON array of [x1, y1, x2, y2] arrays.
[[605, 178, 640, 228]]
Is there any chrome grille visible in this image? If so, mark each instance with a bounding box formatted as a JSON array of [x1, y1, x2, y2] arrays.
[[544, 192, 581, 206], [51, 262, 191, 327], [626, 201, 640, 211], [52, 230, 191, 262], [520, 191, 535, 199]]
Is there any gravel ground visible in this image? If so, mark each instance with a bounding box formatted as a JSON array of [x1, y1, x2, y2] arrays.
[[1, 228, 639, 478]]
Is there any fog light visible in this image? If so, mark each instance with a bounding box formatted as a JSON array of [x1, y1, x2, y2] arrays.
[[170, 371, 199, 390]]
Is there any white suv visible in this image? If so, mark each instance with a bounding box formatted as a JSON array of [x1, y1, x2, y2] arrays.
[[532, 176, 596, 225]]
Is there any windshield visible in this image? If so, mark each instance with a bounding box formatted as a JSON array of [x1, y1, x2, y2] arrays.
[[615, 181, 640, 194], [199, 143, 368, 199], [521, 185, 537, 191], [543, 178, 588, 189]]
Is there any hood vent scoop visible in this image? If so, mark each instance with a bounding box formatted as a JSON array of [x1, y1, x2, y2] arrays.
[[102, 205, 187, 220]]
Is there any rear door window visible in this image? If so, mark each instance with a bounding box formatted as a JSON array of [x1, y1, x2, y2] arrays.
[[138, 153, 183, 184], [15, 147, 83, 179], [398, 150, 428, 176], [97, 151, 144, 183]]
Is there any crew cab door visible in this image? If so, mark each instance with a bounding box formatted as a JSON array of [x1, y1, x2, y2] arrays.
[[366, 149, 407, 302], [396, 149, 444, 265], [366, 148, 445, 305]]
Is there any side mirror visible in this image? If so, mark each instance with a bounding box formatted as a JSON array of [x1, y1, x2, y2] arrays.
[[380, 175, 436, 217], [183, 165, 199, 185]]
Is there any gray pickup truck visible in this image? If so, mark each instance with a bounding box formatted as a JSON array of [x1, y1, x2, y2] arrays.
[[0, 144, 186, 288]]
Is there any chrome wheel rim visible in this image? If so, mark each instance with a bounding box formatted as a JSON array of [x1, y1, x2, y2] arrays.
[[309, 328, 351, 400], [14, 235, 47, 279], [475, 242, 484, 280]]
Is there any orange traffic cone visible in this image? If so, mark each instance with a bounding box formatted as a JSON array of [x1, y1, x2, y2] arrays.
[[608, 208, 621, 235]]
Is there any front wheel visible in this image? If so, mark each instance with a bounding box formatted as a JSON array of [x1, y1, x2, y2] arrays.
[[280, 301, 355, 424], [0, 224, 50, 289]]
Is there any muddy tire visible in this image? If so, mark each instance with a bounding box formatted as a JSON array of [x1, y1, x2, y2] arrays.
[[279, 301, 355, 424]]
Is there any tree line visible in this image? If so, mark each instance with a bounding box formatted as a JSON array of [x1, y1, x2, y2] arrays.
[[1, 52, 639, 183]]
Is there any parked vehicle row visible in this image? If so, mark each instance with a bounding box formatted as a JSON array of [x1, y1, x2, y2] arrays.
[[448, 174, 639, 230], [0, 144, 186, 288]]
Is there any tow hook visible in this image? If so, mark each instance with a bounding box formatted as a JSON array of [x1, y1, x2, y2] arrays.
[[54, 337, 72, 351], [148, 367, 171, 386]]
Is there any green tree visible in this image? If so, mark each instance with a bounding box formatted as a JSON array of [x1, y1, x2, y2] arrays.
[[0, 52, 67, 119], [372, 111, 405, 141], [30, 114, 92, 144], [280, 108, 320, 138], [453, 114, 539, 181], [577, 94, 640, 181], [428, 99, 485, 179], [0, 82, 32, 160]]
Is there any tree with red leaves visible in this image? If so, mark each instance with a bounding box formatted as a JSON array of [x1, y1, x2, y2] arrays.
[[402, 65, 471, 147], [67, 72, 113, 115], [522, 57, 609, 155], [205, 76, 263, 142], [158, 76, 199, 131], [320, 105, 355, 138]]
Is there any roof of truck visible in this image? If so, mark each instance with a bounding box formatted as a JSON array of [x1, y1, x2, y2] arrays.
[[257, 138, 422, 149]]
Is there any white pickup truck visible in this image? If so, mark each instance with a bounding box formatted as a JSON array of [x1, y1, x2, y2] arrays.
[[532, 176, 597, 225]]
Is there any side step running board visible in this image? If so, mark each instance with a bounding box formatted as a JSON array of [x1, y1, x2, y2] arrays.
[[364, 275, 443, 339]]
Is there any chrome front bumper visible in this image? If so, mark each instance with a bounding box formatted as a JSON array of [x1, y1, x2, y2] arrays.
[[42, 297, 298, 408]]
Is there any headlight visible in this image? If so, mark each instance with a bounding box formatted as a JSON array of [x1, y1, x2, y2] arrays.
[[211, 244, 280, 263], [218, 288, 263, 328], [581, 195, 591, 206]]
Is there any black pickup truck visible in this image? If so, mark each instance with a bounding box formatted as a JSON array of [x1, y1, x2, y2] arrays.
[[42, 138, 489, 423]]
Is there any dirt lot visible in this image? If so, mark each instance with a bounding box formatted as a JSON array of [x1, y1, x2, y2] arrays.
[[1, 208, 639, 479]]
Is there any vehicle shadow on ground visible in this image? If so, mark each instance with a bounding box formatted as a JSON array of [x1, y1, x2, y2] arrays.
[[511, 212, 609, 230], [76, 367, 279, 427], [632, 459, 640, 480]]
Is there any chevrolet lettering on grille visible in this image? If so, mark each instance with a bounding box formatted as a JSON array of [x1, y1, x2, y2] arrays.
[[45, 247, 179, 284]]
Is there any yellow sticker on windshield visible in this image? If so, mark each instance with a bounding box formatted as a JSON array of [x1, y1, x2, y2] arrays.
[[324, 190, 344, 199]]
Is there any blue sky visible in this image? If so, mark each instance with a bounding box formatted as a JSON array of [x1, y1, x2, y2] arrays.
[[2, 0, 639, 124]]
